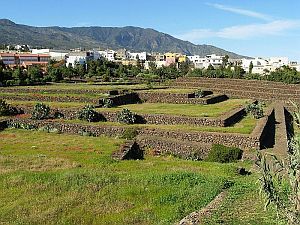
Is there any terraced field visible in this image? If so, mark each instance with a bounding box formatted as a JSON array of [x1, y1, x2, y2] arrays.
[[0, 81, 285, 224]]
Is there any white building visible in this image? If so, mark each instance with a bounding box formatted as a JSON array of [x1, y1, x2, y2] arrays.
[[144, 60, 166, 69], [97, 50, 115, 61], [32, 49, 69, 61], [128, 52, 147, 61], [269, 57, 289, 68], [242, 56, 292, 74], [187, 54, 223, 69], [65, 52, 92, 67], [289, 61, 300, 72]]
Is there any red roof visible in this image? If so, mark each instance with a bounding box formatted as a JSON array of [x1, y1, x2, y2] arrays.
[[22, 61, 48, 66], [0, 53, 16, 57], [18, 54, 39, 57], [38, 54, 51, 57]]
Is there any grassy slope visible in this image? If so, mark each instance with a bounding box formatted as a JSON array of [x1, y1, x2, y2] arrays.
[[0, 129, 277, 225]]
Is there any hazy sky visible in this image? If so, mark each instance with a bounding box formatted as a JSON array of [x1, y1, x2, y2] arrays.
[[2, 0, 300, 60]]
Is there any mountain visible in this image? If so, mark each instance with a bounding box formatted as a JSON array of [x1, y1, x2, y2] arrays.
[[0, 19, 245, 58]]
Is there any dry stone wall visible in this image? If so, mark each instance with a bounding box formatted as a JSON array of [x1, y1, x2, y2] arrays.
[[251, 106, 275, 149], [136, 135, 211, 159], [15, 103, 247, 127], [1, 94, 98, 104], [137, 92, 227, 104], [4, 105, 276, 160], [174, 77, 300, 102]]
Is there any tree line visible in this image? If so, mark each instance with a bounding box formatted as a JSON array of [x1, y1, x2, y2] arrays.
[[1, 56, 300, 86]]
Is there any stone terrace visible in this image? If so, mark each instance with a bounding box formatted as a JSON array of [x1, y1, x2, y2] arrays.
[[173, 77, 300, 103]]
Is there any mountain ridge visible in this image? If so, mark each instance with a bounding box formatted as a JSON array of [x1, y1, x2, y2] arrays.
[[0, 19, 247, 58]]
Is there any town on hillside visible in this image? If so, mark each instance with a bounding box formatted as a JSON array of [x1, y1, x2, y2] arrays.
[[1, 44, 299, 74]]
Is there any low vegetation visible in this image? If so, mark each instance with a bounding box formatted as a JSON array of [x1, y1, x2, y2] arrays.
[[0, 99, 21, 116], [77, 105, 104, 122], [245, 101, 265, 119], [31, 103, 51, 120], [194, 89, 205, 98], [117, 108, 136, 124], [206, 144, 243, 163], [0, 129, 278, 224]]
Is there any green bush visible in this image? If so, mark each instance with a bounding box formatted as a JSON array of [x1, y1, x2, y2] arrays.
[[8, 121, 37, 130], [121, 127, 138, 140], [31, 103, 51, 120], [194, 89, 205, 98], [117, 109, 136, 124], [0, 99, 21, 116], [102, 98, 114, 108], [206, 144, 243, 163], [77, 105, 104, 122], [245, 102, 264, 119]]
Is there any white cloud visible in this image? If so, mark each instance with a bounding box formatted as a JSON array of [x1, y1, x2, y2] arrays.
[[177, 20, 300, 42], [207, 3, 272, 21]]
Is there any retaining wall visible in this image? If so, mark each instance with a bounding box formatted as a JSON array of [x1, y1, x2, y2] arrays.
[[136, 135, 211, 159], [16, 104, 247, 127], [173, 77, 300, 102], [102, 93, 141, 106], [273, 102, 289, 155], [137, 92, 228, 104], [1, 94, 98, 104], [3, 105, 276, 160]]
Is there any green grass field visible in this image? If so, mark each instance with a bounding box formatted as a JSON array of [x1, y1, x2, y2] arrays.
[[97, 99, 249, 117], [65, 114, 257, 134], [0, 129, 278, 225]]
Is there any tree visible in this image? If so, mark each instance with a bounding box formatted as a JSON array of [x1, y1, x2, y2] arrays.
[[48, 67, 63, 82], [249, 61, 254, 74], [12, 67, 25, 84], [28, 66, 43, 82], [74, 64, 86, 78], [207, 64, 215, 71], [222, 55, 229, 68], [148, 61, 157, 72]]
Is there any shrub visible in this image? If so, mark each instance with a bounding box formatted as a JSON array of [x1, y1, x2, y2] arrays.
[[8, 121, 37, 130], [206, 144, 243, 163], [102, 98, 114, 108], [245, 102, 264, 119], [194, 89, 205, 98], [121, 127, 138, 140], [31, 103, 51, 120], [0, 99, 21, 116], [117, 109, 136, 124], [77, 105, 104, 122]]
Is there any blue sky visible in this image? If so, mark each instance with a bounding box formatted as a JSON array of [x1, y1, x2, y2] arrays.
[[1, 0, 300, 60]]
